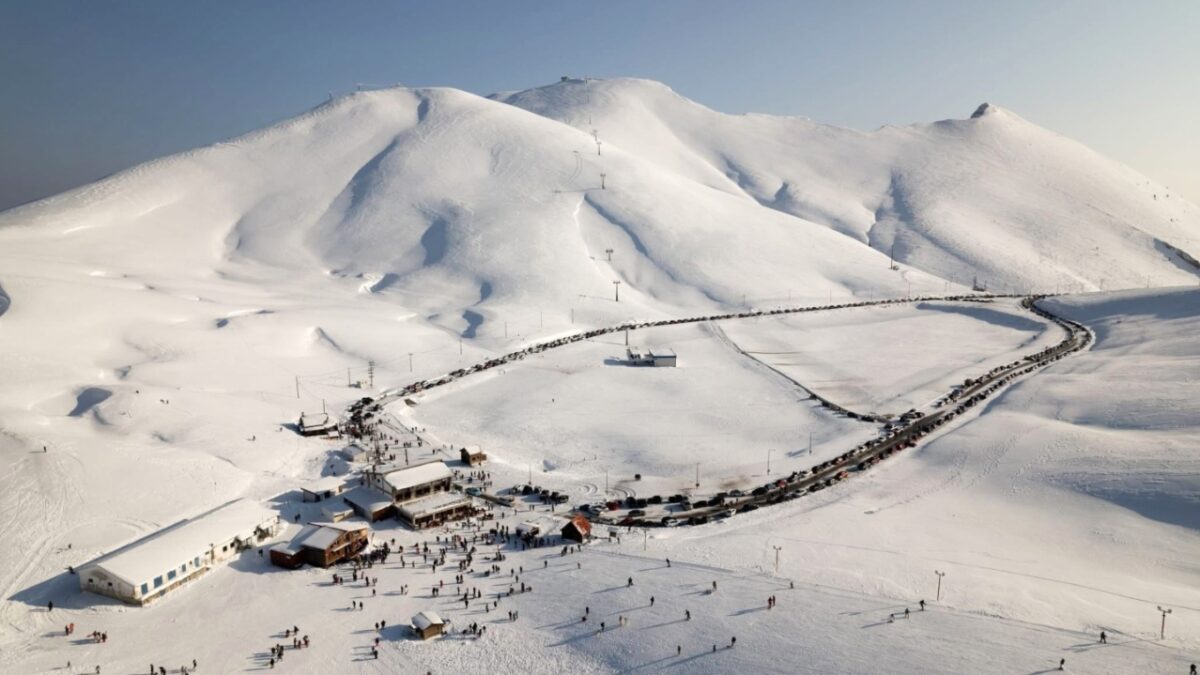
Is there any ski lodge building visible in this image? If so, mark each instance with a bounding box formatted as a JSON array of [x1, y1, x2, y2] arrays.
[[269, 521, 369, 569], [363, 460, 474, 529], [397, 492, 474, 530], [365, 460, 453, 503], [77, 498, 280, 606]]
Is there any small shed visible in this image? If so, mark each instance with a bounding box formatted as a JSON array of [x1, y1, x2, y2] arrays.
[[319, 503, 354, 522], [341, 487, 395, 522], [412, 611, 446, 640], [561, 515, 592, 543], [459, 446, 487, 467], [339, 444, 369, 463], [300, 476, 345, 503], [649, 349, 677, 367], [516, 521, 541, 537], [298, 412, 337, 437]]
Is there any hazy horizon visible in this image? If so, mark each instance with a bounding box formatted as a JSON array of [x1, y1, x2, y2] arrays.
[[2, 0, 1198, 211]]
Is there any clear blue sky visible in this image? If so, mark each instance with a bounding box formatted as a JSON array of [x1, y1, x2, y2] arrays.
[[2, 0, 1197, 210]]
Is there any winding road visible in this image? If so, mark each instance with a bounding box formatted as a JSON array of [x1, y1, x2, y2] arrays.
[[351, 293, 1093, 527]]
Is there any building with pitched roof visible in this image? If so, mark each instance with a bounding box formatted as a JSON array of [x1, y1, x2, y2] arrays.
[[77, 498, 280, 606]]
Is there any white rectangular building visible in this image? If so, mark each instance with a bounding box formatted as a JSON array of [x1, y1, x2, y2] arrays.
[[77, 498, 280, 606], [365, 460, 453, 504], [397, 492, 473, 529]]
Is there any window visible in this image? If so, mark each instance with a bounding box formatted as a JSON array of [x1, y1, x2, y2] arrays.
[[180, 564, 186, 573], [153, 576, 163, 588], [221, 545, 227, 552], [194, 557, 201, 567], [140, 583, 148, 594], [167, 570, 177, 581]]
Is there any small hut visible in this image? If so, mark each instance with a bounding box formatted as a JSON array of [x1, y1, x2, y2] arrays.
[[297, 412, 337, 437], [412, 611, 446, 640], [459, 446, 487, 467], [561, 514, 592, 543]]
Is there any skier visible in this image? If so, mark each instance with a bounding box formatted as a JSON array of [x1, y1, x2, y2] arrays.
[[685, 610, 691, 621], [919, 599, 926, 611], [627, 577, 633, 587], [1099, 631, 1106, 644], [677, 645, 681, 656], [650, 596, 655, 607], [904, 608, 910, 619], [730, 636, 737, 648], [1059, 657, 1065, 670]]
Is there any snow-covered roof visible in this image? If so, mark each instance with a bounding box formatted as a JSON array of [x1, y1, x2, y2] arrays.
[[341, 486, 393, 512], [413, 611, 444, 630], [380, 460, 452, 492], [320, 503, 354, 518], [271, 542, 303, 557], [301, 476, 345, 493], [82, 498, 277, 587], [281, 521, 367, 552], [397, 492, 471, 519], [649, 348, 676, 358], [299, 412, 332, 429], [296, 526, 341, 551]]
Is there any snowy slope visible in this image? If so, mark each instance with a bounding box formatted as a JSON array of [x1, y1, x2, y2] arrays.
[[499, 78, 1200, 293], [1, 78, 1199, 674]]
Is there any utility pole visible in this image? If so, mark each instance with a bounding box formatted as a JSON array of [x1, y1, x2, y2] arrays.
[[347, 368, 352, 387], [695, 462, 700, 488], [935, 570, 946, 602], [295, 376, 300, 399], [643, 528, 647, 551], [605, 248, 613, 262], [1158, 606, 1172, 639], [600, 172, 607, 190], [321, 399, 326, 414], [767, 448, 773, 475], [459, 336, 463, 356], [808, 431, 813, 456], [889, 242, 897, 270], [624, 328, 629, 346], [772, 545, 782, 573], [368, 361, 375, 389], [613, 280, 621, 302]]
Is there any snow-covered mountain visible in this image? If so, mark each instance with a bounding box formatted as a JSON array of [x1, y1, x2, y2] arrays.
[[1, 78, 1196, 330]]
